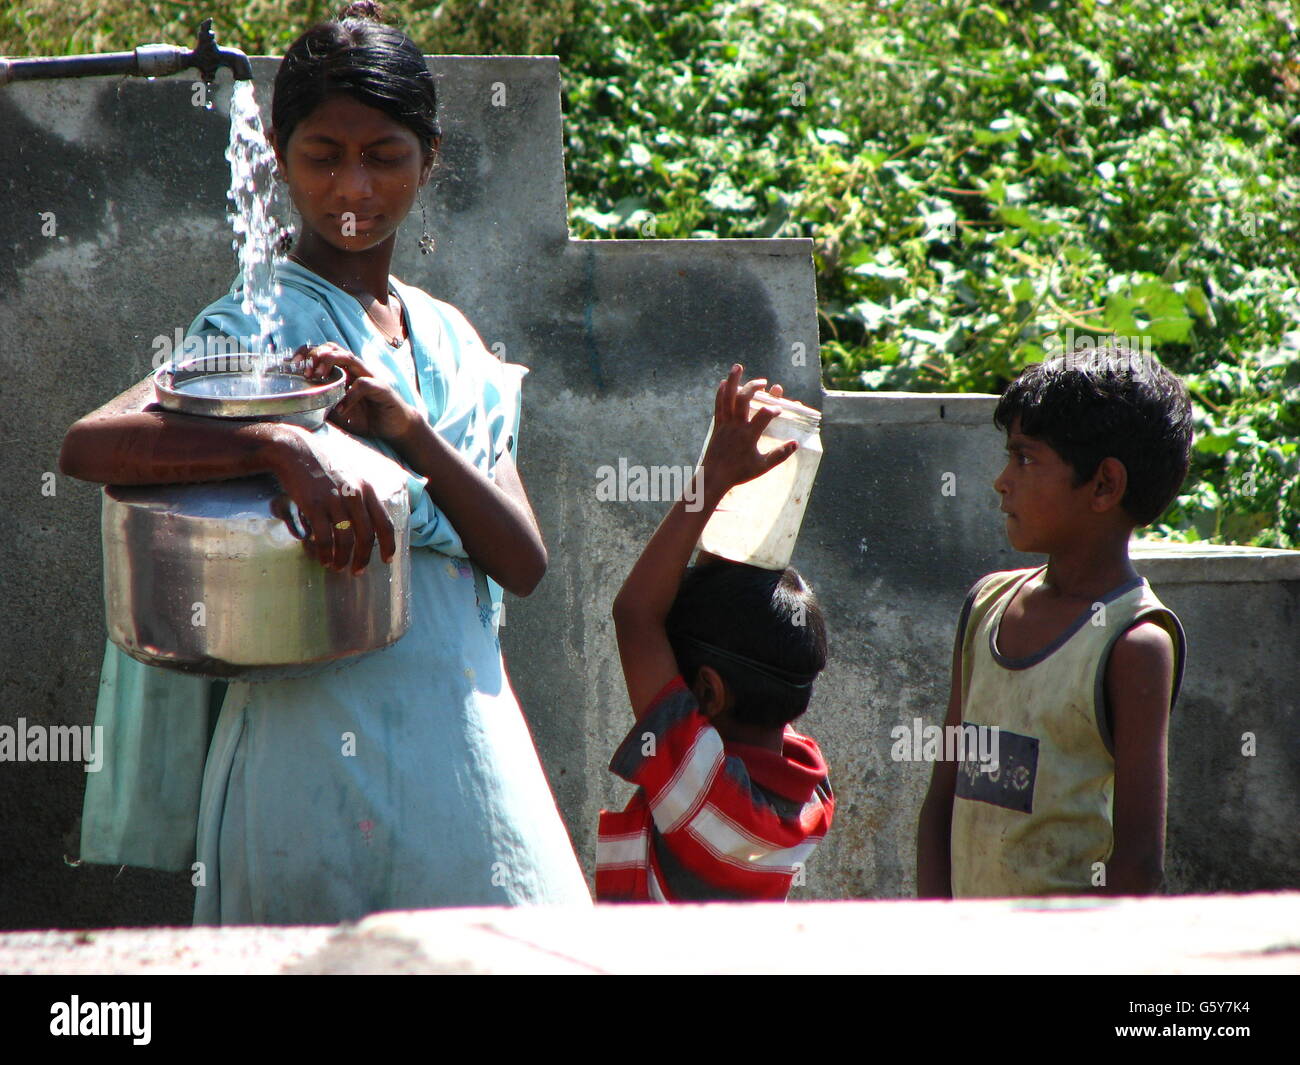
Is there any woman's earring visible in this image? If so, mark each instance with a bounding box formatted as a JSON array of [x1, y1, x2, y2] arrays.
[[419, 199, 436, 256]]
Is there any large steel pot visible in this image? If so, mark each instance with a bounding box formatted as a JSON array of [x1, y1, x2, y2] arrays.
[[102, 358, 413, 679]]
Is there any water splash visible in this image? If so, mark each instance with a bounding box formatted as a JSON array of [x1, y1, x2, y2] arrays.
[[225, 80, 286, 377]]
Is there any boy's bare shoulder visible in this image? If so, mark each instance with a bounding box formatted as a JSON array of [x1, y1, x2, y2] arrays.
[[1105, 619, 1178, 738], [1109, 619, 1176, 675]]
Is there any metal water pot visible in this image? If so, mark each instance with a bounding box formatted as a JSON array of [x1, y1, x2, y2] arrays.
[[102, 357, 413, 679]]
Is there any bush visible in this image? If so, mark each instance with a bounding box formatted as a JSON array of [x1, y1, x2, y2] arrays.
[[557, 0, 1300, 547]]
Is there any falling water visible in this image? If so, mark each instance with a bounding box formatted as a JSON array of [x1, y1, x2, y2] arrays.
[[225, 80, 286, 380]]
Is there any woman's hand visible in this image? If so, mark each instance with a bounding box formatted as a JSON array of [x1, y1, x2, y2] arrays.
[[699, 364, 796, 504], [294, 343, 418, 445], [266, 424, 398, 575]]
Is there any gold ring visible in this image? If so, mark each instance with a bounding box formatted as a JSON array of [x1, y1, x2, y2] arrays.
[[334, 520, 352, 531]]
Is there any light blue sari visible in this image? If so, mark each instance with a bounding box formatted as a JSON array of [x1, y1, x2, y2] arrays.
[[79, 259, 591, 922]]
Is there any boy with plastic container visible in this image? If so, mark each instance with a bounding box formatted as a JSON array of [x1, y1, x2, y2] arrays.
[[597, 365, 834, 902], [917, 346, 1192, 898]]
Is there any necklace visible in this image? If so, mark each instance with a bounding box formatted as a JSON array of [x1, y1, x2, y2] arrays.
[[360, 293, 407, 348], [286, 253, 406, 347]]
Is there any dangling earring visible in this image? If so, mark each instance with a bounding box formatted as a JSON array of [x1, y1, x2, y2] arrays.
[[419, 199, 436, 256], [272, 167, 294, 257]]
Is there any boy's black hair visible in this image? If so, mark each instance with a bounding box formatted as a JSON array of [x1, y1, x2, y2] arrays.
[[273, 2, 440, 159], [993, 345, 1193, 526], [666, 560, 828, 729]]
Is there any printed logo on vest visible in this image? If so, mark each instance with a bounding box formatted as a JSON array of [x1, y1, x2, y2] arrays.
[[955, 726, 1038, 813]]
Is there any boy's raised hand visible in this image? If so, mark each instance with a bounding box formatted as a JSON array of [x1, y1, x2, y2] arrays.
[[700, 365, 798, 502], [612, 364, 800, 718]]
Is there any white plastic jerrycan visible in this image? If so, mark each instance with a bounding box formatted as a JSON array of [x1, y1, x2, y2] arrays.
[[696, 390, 823, 570]]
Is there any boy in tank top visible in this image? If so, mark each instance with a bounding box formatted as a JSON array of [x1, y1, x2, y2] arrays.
[[917, 345, 1193, 897]]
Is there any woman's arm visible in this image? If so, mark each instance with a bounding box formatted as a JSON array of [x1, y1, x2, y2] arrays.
[[60, 376, 296, 486], [59, 376, 397, 574], [297, 344, 548, 597], [388, 416, 547, 597]]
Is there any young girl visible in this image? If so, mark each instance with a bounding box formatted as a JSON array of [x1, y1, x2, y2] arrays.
[[59, 2, 591, 923]]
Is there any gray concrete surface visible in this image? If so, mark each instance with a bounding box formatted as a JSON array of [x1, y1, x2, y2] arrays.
[[2, 894, 1296, 974], [1, 56, 1296, 931]]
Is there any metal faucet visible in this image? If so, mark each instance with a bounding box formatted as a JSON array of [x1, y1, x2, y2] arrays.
[[0, 18, 253, 87]]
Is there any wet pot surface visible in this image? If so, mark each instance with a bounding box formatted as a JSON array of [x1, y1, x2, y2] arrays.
[[102, 431, 413, 680]]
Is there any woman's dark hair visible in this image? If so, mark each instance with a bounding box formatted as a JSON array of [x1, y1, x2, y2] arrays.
[[272, 1, 440, 157], [993, 345, 1193, 526], [666, 561, 828, 729]]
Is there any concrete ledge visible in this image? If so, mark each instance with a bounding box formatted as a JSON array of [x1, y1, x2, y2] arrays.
[[576, 237, 815, 258], [3, 895, 1296, 975], [820, 392, 1300, 581], [824, 390, 999, 425], [1132, 540, 1300, 583]]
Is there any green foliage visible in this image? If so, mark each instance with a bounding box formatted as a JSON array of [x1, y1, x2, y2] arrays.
[[3, 0, 1296, 544], [557, 0, 1300, 547]]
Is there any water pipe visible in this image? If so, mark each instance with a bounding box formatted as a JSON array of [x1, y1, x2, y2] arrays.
[[0, 18, 253, 87]]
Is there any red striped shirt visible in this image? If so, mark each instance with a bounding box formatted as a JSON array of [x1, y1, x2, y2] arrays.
[[596, 676, 834, 902]]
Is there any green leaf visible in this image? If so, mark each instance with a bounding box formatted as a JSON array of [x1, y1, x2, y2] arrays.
[[998, 206, 1035, 229], [1183, 284, 1213, 323], [846, 298, 894, 330], [851, 261, 910, 281], [1132, 280, 1194, 341], [815, 127, 851, 146], [996, 206, 1061, 236], [859, 148, 888, 171], [1103, 294, 1140, 336], [754, 195, 790, 237], [1195, 433, 1238, 455]]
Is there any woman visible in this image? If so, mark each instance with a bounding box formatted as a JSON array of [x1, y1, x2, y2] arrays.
[[59, 2, 591, 923]]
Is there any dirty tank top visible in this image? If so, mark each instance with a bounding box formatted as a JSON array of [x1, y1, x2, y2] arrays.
[[950, 566, 1185, 897]]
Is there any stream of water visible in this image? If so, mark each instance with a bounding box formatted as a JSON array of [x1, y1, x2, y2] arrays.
[[224, 80, 286, 381]]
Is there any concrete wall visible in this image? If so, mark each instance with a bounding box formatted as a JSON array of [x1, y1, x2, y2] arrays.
[[1, 57, 1296, 929]]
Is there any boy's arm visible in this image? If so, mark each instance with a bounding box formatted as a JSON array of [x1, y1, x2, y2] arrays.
[[916, 627, 963, 898], [1099, 619, 1176, 895], [611, 366, 796, 718], [612, 493, 724, 719]]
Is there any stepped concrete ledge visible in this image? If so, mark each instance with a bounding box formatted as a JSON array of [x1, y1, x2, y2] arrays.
[[3, 893, 1297, 975], [822, 391, 1300, 583], [1129, 539, 1300, 583], [823, 389, 1000, 425]]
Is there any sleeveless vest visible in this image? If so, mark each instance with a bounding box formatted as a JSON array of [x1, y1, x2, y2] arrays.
[[950, 566, 1185, 897]]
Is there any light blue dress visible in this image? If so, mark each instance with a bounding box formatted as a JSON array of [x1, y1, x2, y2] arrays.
[[79, 260, 591, 923]]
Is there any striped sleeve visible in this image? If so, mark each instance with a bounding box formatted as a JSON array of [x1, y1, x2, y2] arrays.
[[601, 677, 833, 902], [609, 677, 726, 835]]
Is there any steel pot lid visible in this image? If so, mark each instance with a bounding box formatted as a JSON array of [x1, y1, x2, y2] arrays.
[[153, 354, 346, 422]]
